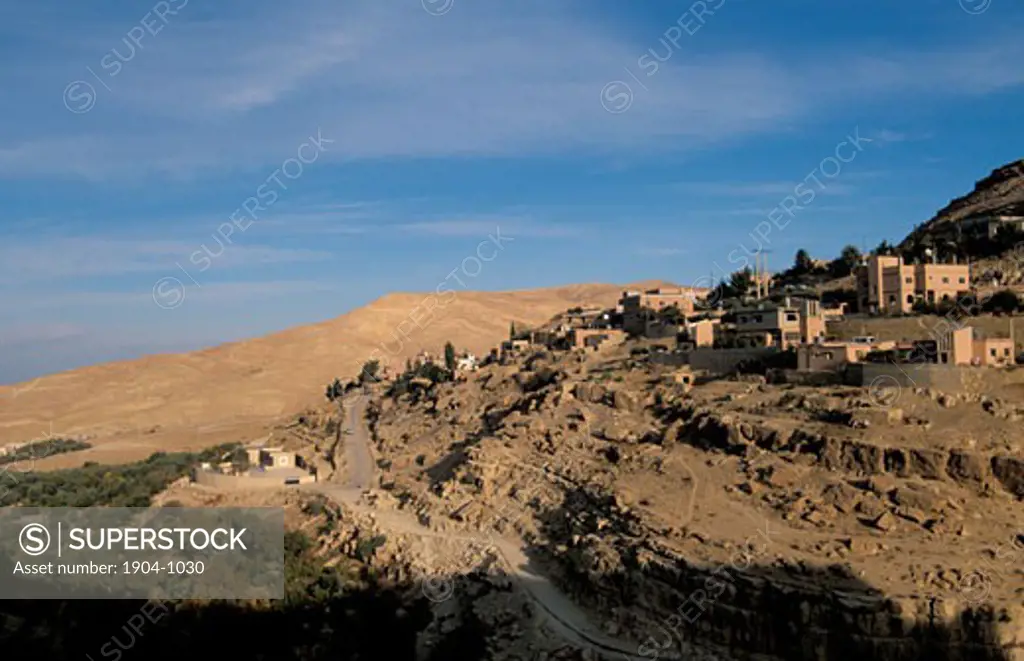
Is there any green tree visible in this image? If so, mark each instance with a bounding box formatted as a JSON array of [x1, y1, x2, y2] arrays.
[[984, 289, 1021, 314], [360, 359, 380, 384], [830, 244, 862, 277], [794, 249, 813, 274], [728, 267, 755, 297], [874, 240, 894, 256], [324, 378, 344, 402], [444, 342, 456, 372], [509, 321, 516, 340]]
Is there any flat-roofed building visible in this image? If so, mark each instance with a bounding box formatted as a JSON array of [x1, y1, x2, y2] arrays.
[[729, 297, 826, 349], [620, 287, 702, 336], [856, 254, 971, 314]]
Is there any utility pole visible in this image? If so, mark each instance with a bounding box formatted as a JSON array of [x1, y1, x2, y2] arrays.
[[754, 252, 762, 299]]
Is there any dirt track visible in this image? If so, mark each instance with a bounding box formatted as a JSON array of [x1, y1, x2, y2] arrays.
[[307, 394, 723, 661]]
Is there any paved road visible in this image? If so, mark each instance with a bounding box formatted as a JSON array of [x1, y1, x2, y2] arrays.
[[307, 393, 713, 660]]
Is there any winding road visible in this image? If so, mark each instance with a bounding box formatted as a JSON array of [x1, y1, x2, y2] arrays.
[[307, 393, 720, 661]]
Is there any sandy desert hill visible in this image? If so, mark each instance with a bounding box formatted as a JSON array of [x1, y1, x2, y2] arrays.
[[0, 280, 677, 467]]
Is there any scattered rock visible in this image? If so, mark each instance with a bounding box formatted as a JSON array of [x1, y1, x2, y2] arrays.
[[870, 511, 896, 532]]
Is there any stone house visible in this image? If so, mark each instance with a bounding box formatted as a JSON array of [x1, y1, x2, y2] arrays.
[[570, 328, 626, 350], [728, 297, 826, 349], [856, 254, 971, 314], [620, 287, 701, 336]]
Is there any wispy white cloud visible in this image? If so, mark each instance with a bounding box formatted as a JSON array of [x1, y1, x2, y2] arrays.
[[18, 279, 343, 310], [869, 129, 934, 143], [674, 181, 857, 197], [0, 237, 332, 282], [5, 2, 1022, 179]]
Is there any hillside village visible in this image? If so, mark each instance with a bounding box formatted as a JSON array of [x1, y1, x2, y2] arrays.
[[5, 161, 1024, 661], [382, 240, 1024, 404], [307, 163, 1024, 659]]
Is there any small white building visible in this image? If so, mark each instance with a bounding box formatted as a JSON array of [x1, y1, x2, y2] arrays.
[[456, 353, 479, 372]]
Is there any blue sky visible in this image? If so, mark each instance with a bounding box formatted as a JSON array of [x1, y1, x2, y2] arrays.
[[1, 0, 1023, 383]]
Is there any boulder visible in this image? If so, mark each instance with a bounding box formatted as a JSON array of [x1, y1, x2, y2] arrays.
[[611, 389, 640, 412], [907, 449, 947, 480], [870, 511, 896, 532], [946, 451, 987, 485], [573, 382, 606, 404], [991, 456, 1024, 497]]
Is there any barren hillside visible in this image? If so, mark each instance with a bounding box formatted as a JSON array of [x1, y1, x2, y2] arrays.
[[901, 158, 1024, 248], [0, 282, 671, 466], [369, 337, 1024, 660]]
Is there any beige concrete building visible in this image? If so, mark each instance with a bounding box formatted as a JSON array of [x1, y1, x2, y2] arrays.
[[195, 446, 316, 488], [822, 303, 847, 323], [931, 327, 1014, 366], [796, 340, 886, 372], [730, 297, 826, 349], [678, 318, 718, 349], [974, 337, 1015, 366], [620, 287, 701, 336], [856, 254, 971, 314], [570, 328, 626, 350]]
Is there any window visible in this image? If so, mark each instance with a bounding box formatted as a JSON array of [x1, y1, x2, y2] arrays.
[[959, 277, 966, 284], [905, 277, 913, 284], [942, 277, 950, 284], [1004, 348, 1011, 356], [991, 349, 997, 357], [907, 295, 914, 304], [739, 316, 748, 324], [754, 314, 763, 323], [785, 313, 798, 322]]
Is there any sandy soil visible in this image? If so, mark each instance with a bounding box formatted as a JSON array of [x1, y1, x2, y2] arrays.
[[0, 282, 669, 468]]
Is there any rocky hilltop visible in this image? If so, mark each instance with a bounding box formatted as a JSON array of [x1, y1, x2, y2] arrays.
[[926, 159, 1024, 228]]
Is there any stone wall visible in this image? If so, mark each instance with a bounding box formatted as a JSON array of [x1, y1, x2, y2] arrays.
[[191, 469, 315, 490], [682, 348, 779, 375], [543, 487, 1024, 660], [845, 363, 968, 392]]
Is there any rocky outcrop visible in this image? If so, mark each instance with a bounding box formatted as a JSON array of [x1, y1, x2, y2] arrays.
[[925, 159, 1024, 228], [540, 487, 1023, 661]]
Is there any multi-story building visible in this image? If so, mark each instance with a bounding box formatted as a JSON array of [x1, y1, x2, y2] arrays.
[[936, 327, 1016, 366], [620, 287, 702, 336], [728, 297, 826, 349], [856, 254, 971, 314]]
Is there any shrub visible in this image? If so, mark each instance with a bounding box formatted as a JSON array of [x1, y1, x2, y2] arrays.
[[983, 289, 1021, 314], [0, 438, 91, 466]]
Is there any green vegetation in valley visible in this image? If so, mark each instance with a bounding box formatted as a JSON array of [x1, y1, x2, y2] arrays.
[[0, 438, 91, 467], [0, 443, 239, 507]]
